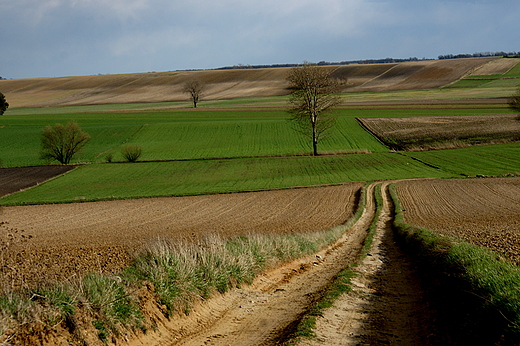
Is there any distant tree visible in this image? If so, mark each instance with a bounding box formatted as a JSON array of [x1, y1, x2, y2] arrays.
[[0, 92, 9, 115], [508, 87, 520, 120], [40, 121, 91, 164], [121, 144, 142, 162], [183, 79, 205, 108], [286, 63, 343, 156]]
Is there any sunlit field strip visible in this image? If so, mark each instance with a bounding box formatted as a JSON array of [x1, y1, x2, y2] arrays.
[[405, 142, 520, 176], [0, 153, 457, 205]]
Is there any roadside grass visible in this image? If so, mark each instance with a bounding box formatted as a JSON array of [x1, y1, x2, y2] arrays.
[[0, 185, 366, 344], [0, 154, 455, 205], [389, 183, 520, 345]]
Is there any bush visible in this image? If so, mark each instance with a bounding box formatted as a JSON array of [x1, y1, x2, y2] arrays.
[[121, 145, 142, 162], [40, 121, 91, 164]]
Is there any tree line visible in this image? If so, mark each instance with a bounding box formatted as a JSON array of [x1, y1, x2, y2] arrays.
[[438, 51, 520, 60]]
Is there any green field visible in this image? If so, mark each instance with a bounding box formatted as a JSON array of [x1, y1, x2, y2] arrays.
[[1, 88, 520, 205], [405, 142, 520, 176], [0, 154, 459, 205]]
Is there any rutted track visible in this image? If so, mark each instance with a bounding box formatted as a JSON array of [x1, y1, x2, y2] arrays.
[[129, 183, 379, 346], [127, 182, 436, 346], [297, 182, 434, 345]]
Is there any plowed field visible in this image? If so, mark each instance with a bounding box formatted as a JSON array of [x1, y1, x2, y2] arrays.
[[359, 114, 520, 150], [396, 177, 520, 264], [0, 183, 362, 288], [0, 166, 76, 197]]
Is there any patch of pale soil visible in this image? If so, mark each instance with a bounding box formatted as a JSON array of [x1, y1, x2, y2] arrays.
[[297, 183, 435, 346], [0, 183, 362, 287], [126, 183, 377, 346], [469, 58, 520, 76]]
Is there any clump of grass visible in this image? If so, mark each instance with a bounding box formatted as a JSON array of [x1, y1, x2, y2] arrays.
[[121, 144, 142, 162], [389, 183, 520, 344]]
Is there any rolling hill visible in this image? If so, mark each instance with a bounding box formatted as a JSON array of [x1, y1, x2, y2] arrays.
[[0, 56, 516, 108]]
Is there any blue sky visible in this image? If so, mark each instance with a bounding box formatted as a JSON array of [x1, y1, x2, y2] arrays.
[[1, 0, 519, 79]]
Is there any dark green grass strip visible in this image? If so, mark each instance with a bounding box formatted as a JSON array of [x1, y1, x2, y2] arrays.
[[389, 183, 520, 345], [0, 154, 454, 206]]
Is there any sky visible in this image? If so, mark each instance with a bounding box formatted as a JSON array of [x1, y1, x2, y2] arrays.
[[1, 0, 519, 79]]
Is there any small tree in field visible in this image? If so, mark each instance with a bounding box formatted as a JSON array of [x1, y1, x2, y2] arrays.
[[508, 87, 520, 120], [183, 79, 205, 108], [121, 144, 142, 162], [40, 121, 91, 164], [286, 63, 343, 156], [0, 92, 9, 115]]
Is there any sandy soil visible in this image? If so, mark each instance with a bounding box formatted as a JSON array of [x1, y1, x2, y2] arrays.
[[0, 183, 362, 288], [396, 177, 520, 264]]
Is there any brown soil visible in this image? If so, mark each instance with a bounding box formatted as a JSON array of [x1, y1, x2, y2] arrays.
[[396, 177, 520, 264], [0, 183, 363, 288], [0, 166, 76, 197], [0, 57, 503, 108], [359, 114, 520, 150]]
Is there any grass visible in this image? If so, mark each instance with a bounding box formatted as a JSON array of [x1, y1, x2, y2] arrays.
[[0, 154, 455, 205], [0, 109, 389, 167], [389, 183, 520, 344], [403, 142, 520, 177], [0, 189, 366, 344]]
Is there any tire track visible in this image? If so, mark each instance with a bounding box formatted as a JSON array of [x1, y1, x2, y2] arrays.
[[298, 182, 435, 346]]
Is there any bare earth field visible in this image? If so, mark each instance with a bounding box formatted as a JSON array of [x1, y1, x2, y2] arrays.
[[0, 57, 504, 108], [396, 177, 520, 264], [0, 183, 362, 288], [0, 166, 76, 197], [359, 114, 520, 150]]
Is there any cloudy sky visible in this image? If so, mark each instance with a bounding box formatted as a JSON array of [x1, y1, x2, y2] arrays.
[[1, 0, 519, 79]]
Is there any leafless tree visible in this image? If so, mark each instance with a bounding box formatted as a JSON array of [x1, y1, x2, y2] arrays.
[[508, 87, 520, 120], [40, 121, 91, 164], [286, 63, 343, 156], [183, 79, 205, 108]]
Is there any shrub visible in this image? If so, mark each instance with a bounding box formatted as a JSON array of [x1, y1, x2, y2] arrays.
[[121, 145, 142, 162]]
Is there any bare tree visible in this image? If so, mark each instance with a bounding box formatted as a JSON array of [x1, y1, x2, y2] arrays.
[[40, 121, 91, 164], [508, 87, 520, 120], [286, 63, 343, 156], [183, 80, 205, 108]]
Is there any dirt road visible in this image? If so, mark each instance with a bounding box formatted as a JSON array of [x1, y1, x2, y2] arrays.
[[124, 183, 436, 346]]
